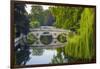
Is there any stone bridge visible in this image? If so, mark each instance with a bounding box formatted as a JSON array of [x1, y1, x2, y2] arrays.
[[15, 26, 70, 48], [30, 26, 69, 39]]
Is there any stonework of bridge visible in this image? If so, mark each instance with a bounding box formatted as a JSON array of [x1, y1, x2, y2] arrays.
[[31, 38, 65, 47], [30, 26, 69, 39]]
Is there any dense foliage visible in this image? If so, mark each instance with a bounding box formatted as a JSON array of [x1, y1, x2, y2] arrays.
[[49, 6, 83, 32], [29, 5, 44, 28], [14, 4, 29, 37], [64, 8, 95, 60], [49, 6, 95, 60], [29, 5, 54, 28]]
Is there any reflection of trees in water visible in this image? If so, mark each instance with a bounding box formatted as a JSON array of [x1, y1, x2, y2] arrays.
[[32, 47, 44, 56], [15, 49, 30, 65], [51, 47, 68, 64]]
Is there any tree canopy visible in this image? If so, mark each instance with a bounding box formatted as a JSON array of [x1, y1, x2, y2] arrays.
[[14, 4, 29, 37], [49, 6, 83, 31]]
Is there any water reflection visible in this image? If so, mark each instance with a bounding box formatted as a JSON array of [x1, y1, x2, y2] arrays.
[[31, 47, 44, 56], [51, 47, 68, 64], [15, 38, 68, 65], [26, 48, 57, 65]]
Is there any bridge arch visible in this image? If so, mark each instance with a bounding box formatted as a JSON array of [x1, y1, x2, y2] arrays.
[[30, 26, 69, 39], [15, 26, 70, 48]]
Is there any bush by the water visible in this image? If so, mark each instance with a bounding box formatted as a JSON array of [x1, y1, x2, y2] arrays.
[[27, 32, 37, 44]]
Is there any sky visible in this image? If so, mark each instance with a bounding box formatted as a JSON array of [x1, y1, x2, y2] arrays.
[[25, 4, 50, 14]]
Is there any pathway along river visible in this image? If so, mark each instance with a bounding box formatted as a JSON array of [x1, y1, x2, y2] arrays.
[[15, 35, 70, 65]]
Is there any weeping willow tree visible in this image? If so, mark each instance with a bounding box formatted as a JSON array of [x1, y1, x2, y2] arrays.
[[49, 6, 95, 60], [64, 8, 95, 60], [49, 6, 83, 31]]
